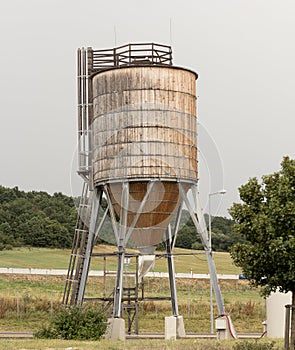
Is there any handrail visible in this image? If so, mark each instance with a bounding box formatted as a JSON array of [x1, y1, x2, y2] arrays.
[[90, 43, 172, 72]]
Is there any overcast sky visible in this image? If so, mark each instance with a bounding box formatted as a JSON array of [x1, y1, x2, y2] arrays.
[[0, 0, 294, 217]]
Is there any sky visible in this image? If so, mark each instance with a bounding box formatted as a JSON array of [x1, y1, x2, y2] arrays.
[[0, 0, 294, 217]]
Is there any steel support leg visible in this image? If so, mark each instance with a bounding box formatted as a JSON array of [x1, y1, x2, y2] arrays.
[[104, 185, 119, 244], [113, 246, 125, 318], [166, 225, 179, 316], [178, 183, 225, 315], [172, 203, 183, 251], [113, 182, 129, 318]]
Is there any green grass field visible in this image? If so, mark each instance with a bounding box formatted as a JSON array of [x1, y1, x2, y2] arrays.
[[0, 245, 241, 274], [0, 338, 284, 350], [0, 245, 270, 350]]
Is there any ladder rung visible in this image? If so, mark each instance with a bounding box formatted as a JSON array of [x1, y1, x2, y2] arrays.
[[71, 253, 84, 258], [65, 278, 79, 283], [75, 229, 88, 233], [79, 204, 90, 208], [123, 305, 137, 310]]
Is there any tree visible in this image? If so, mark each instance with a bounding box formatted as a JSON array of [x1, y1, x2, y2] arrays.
[[229, 156, 295, 349], [0, 185, 77, 249], [175, 212, 241, 251], [175, 225, 197, 249]]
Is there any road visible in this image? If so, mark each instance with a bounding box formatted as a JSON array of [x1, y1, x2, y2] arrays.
[[0, 268, 240, 280]]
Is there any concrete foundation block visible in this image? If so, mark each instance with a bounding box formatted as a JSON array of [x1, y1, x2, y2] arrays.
[[165, 315, 186, 339], [105, 318, 125, 340], [176, 315, 186, 338], [165, 316, 177, 340], [216, 315, 237, 339]]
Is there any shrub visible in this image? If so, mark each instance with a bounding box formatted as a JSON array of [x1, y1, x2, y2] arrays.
[[233, 340, 275, 350], [35, 305, 106, 340]]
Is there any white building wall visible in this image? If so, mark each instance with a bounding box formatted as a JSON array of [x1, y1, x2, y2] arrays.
[[266, 291, 292, 338]]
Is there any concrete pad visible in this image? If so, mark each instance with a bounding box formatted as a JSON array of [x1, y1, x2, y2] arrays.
[[176, 315, 186, 338], [165, 316, 177, 340], [106, 318, 125, 340], [216, 315, 237, 339]]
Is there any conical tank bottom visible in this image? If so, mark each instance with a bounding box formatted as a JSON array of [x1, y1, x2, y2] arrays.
[[106, 181, 190, 249]]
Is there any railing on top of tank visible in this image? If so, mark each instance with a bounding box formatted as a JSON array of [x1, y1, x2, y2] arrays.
[[90, 43, 173, 71]]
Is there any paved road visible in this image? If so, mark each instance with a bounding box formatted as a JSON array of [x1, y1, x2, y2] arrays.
[[0, 268, 240, 280], [0, 332, 33, 338]]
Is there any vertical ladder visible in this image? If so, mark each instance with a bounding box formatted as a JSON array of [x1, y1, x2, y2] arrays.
[[62, 182, 92, 305], [122, 286, 139, 334], [63, 47, 94, 306], [122, 255, 139, 334]]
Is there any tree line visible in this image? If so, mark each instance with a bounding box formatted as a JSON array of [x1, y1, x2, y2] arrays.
[[0, 185, 237, 251], [175, 212, 246, 252], [0, 186, 76, 249]]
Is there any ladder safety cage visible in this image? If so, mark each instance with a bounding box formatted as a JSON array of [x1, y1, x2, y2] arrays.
[[77, 48, 93, 181]]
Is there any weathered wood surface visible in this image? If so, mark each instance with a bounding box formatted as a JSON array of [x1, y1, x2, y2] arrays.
[[91, 66, 198, 184], [107, 181, 190, 248]]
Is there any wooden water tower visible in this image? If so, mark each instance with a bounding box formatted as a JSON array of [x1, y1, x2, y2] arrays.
[[63, 43, 231, 340]]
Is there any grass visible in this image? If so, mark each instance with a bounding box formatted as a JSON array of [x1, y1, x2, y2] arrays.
[[0, 245, 242, 274], [0, 247, 70, 269], [0, 245, 267, 347], [0, 338, 284, 350], [0, 275, 265, 334]]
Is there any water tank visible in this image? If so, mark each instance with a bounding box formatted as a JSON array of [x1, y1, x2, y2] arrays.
[[90, 49, 198, 250], [92, 66, 198, 182]]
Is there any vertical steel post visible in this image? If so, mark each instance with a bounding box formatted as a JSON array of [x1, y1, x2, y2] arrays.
[[208, 196, 214, 334], [166, 225, 179, 316], [103, 256, 106, 298], [113, 182, 129, 318], [113, 246, 125, 318], [135, 255, 139, 334], [285, 304, 291, 350]]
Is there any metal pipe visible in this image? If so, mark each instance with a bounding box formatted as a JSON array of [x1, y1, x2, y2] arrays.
[[77, 48, 82, 170], [285, 304, 291, 350], [87, 47, 93, 187]]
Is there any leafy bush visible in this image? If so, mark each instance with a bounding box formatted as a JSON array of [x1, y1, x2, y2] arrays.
[[35, 305, 106, 340], [233, 340, 275, 350]]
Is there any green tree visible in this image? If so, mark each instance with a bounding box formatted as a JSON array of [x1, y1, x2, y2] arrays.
[[176, 212, 240, 251], [175, 225, 196, 249], [229, 156, 295, 349], [0, 185, 77, 249]]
